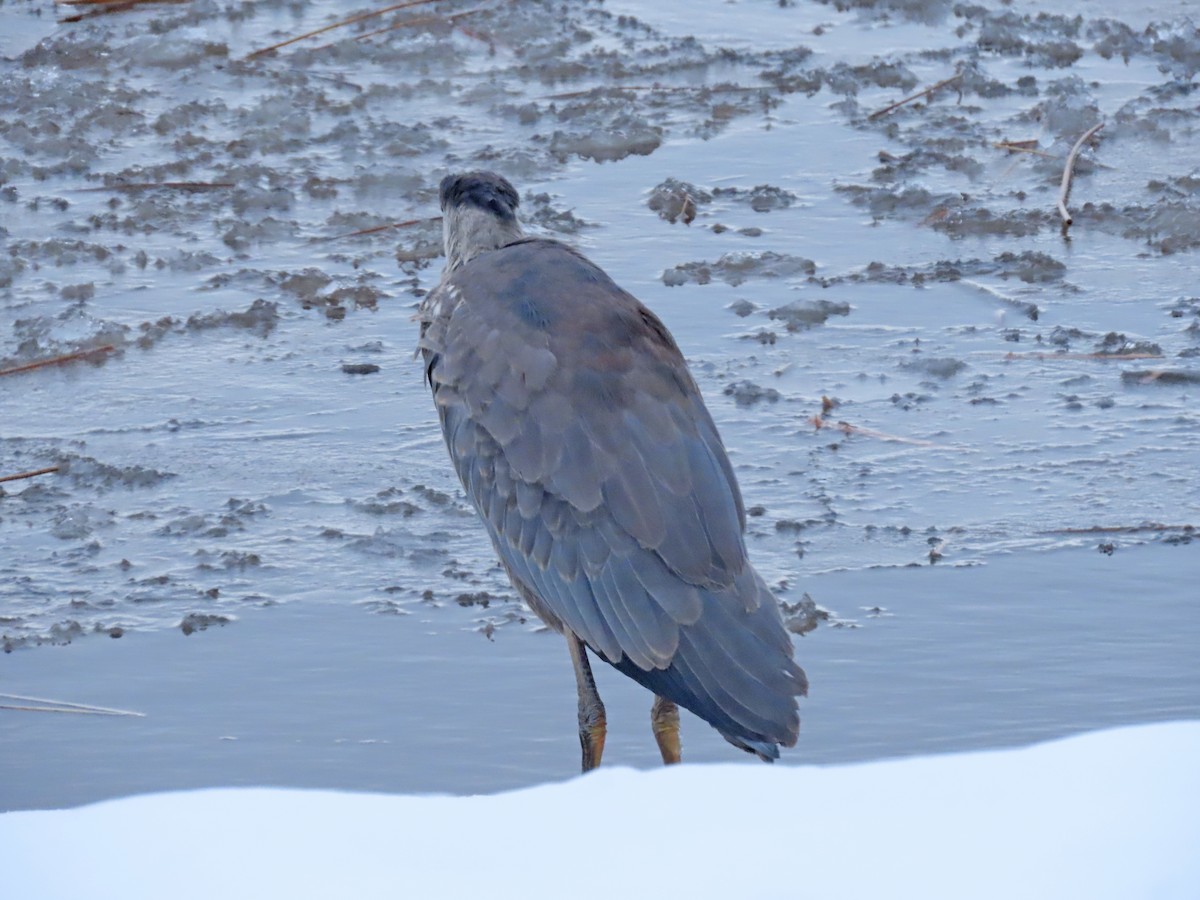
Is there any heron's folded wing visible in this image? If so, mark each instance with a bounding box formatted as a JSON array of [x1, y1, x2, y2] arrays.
[[442, 398, 803, 751], [431, 239, 748, 590]]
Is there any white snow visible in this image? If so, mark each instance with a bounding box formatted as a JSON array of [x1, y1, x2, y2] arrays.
[[3, 721, 1198, 900]]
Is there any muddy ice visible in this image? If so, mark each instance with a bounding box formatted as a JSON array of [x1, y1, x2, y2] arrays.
[[1, 0, 1198, 804]]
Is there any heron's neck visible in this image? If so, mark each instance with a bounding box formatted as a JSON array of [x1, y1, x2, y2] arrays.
[[443, 207, 525, 270]]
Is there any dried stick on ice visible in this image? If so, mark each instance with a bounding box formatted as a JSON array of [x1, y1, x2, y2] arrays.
[[0, 345, 115, 377], [346, 5, 492, 45], [868, 71, 963, 120], [1057, 123, 1105, 231], [0, 467, 60, 484], [312, 217, 439, 243], [245, 0, 443, 59]]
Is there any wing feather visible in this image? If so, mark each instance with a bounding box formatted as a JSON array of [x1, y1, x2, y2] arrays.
[[604, 557, 679, 664]]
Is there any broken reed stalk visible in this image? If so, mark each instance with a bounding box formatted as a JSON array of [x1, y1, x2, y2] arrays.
[[246, 0, 446, 59], [0, 344, 115, 377], [0, 466, 60, 484], [811, 415, 941, 448], [868, 71, 963, 120], [1057, 122, 1105, 231], [0, 693, 146, 717]]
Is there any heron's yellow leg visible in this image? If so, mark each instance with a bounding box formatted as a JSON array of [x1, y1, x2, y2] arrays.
[[567, 633, 606, 772], [651, 695, 682, 765]]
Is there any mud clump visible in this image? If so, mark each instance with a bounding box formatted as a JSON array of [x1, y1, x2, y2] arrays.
[[664, 251, 816, 287], [1094, 332, 1162, 357], [648, 179, 799, 224], [180, 613, 232, 636], [818, 252, 1062, 299], [710, 183, 800, 213], [185, 299, 279, 336], [521, 192, 592, 234], [768, 299, 851, 331], [648, 178, 708, 224], [547, 123, 663, 164], [780, 592, 828, 636], [993, 251, 1066, 284], [132, 299, 280, 349], [1048, 326, 1091, 348], [724, 380, 781, 406], [454, 591, 494, 609], [52, 452, 174, 491], [930, 208, 1053, 239], [900, 357, 968, 379], [348, 488, 421, 517], [1120, 369, 1200, 386]]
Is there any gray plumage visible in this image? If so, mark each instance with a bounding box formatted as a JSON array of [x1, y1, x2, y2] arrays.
[[419, 171, 806, 761]]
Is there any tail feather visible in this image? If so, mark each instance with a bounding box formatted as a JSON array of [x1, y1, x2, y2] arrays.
[[724, 734, 781, 762], [608, 564, 805, 757]]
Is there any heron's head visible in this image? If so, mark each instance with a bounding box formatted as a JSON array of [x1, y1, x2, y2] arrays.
[[439, 171, 525, 270]]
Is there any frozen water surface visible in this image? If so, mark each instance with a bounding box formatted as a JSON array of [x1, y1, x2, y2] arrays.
[[1, 0, 1198, 809], [1, 544, 1197, 809]]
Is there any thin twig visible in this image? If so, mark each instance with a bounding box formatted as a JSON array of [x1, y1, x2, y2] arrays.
[[994, 140, 1117, 171], [346, 4, 489, 44], [0, 345, 116, 377], [58, 0, 170, 5], [542, 84, 759, 101], [1058, 122, 1105, 231], [811, 416, 943, 447], [57, 0, 185, 23], [245, 0, 445, 59], [543, 85, 652, 101], [1001, 350, 1161, 361], [312, 216, 439, 242], [0, 466, 60, 484], [77, 182, 235, 193], [345, 13, 447, 43], [994, 141, 1057, 160], [0, 693, 146, 717], [868, 71, 963, 120]]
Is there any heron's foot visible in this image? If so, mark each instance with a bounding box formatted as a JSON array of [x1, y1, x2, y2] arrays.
[[651, 695, 682, 765], [578, 700, 607, 772], [567, 632, 607, 772]]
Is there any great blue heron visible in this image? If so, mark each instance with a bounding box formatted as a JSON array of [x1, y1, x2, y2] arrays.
[[419, 171, 807, 771]]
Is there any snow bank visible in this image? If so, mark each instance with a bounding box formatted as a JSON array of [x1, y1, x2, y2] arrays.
[[3, 722, 1197, 900]]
